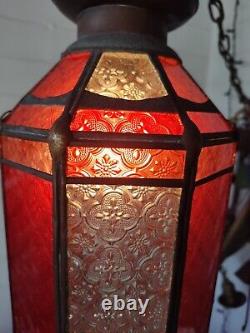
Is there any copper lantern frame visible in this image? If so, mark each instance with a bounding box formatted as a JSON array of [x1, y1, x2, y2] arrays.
[[0, 1, 236, 333]]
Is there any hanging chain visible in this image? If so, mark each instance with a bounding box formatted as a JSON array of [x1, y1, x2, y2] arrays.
[[208, 0, 249, 105], [226, 0, 240, 117]]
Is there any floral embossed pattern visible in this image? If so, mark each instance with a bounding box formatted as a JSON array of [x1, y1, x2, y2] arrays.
[[68, 109, 185, 179], [85, 52, 168, 100], [67, 185, 181, 333], [70, 109, 184, 135], [67, 147, 185, 179]]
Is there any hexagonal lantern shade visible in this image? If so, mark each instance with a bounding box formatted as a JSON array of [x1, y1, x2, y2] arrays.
[[0, 2, 236, 333]]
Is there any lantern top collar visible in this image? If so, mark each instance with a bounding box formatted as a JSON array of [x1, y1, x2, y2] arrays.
[[52, 0, 199, 33]]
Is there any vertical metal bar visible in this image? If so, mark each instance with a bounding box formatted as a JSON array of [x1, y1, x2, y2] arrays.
[[48, 51, 101, 333]]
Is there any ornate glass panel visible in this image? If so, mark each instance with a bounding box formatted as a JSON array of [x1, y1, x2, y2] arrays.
[[85, 52, 168, 100], [67, 185, 182, 333], [67, 147, 186, 179], [71, 109, 184, 135]]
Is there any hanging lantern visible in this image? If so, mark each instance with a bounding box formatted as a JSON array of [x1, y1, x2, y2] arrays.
[[0, 1, 237, 332]]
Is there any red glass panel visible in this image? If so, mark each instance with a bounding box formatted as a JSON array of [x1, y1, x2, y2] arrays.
[[159, 56, 208, 103], [70, 109, 184, 135], [32, 52, 90, 98], [2, 137, 52, 173], [67, 184, 182, 333], [178, 174, 232, 333], [196, 143, 236, 180], [2, 166, 56, 333], [67, 147, 186, 179], [187, 112, 233, 133], [5, 105, 64, 129]]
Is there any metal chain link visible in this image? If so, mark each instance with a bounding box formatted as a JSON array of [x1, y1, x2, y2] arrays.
[[208, 0, 249, 105]]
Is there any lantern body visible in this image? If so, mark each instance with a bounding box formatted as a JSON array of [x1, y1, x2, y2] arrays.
[[0, 4, 236, 333]]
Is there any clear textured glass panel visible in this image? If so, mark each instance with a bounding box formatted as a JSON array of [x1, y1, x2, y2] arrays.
[[86, 52, 168, 100], [67, 185, 182, 333]]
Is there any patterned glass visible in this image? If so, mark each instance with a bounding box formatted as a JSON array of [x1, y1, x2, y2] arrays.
[[67, 184, 182, 333], [85, 52, 168, 100], [67, 147, 185, 179], [71, 109, 184, 135]]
